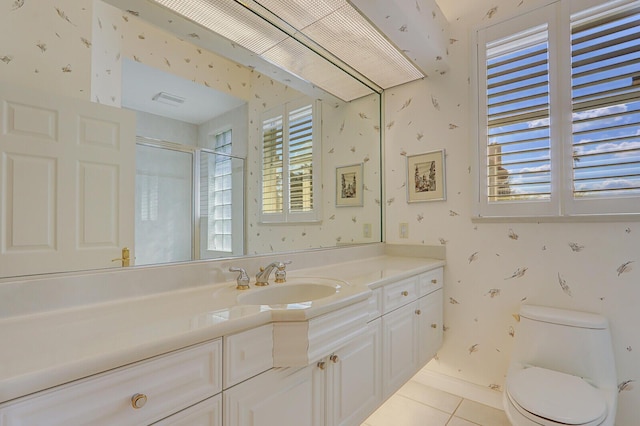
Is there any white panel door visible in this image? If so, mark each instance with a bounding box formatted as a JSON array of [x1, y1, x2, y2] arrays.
[[223, 366, 322, 426], [0, 83, 135, 276], [328, 318, 382, 426], [417, 289, 443, 366], [382, 303, 418, 398]]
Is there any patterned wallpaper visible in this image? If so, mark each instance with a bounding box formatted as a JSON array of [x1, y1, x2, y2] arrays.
[[384, 1, 639, 423], [245, 76, 382, 254], [0, 0, 92, 100]]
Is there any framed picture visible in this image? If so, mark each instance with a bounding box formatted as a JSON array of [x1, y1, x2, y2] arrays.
[[336, 163, 363, 207], [407, 150, 446, 203]]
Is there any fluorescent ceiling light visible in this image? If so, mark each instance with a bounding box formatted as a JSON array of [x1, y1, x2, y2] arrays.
[[150, 0, 425, 101], [152, 91, 186, 106]]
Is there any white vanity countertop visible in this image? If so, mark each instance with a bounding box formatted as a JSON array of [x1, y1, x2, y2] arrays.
[[0, 255, 444, 404]]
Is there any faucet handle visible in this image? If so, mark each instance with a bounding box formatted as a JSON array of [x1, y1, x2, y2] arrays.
[[274, 260, 291, 283], [229, 267, 250, 290]]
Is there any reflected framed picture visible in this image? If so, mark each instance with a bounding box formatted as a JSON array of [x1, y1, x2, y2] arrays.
[[336, 163, 363, 207], [407, 150, 446, 203]]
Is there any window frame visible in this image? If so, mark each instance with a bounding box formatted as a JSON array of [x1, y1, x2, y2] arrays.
[[472, 0, 640, 220], [259, 97, 322, 224]]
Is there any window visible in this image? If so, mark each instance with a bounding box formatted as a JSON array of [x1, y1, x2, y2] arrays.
[[261, 99, 321, 223], [203, 130, 233, 252], [474, 0, 640, 218]]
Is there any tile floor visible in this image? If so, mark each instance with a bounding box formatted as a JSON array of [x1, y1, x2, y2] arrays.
[[361, 379, 511, 426]]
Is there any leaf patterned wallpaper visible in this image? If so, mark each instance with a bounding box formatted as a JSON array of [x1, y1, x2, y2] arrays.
[[0, 0, 92, 100], [384, 1, 638, 423], [245, 76, 382, 254]]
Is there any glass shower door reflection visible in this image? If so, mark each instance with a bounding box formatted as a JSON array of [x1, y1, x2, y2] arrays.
[[135, 143, 193, 266]]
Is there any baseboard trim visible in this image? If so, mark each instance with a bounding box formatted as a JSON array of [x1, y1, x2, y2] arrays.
[[413, 368, 503, 410]]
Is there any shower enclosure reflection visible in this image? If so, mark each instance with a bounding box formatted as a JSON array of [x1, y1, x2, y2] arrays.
[[134, 138, 245, 266]]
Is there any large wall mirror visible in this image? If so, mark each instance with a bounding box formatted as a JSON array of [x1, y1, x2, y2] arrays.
[[0, 0, 382, 279]]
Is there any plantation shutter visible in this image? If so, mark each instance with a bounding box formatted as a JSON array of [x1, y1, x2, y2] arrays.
[[260, 99, 320, 223], [262, 115, 284, 215], [570, 5, 640, 202], [485, 24, 551, 203], [288, 104, 314, 213]]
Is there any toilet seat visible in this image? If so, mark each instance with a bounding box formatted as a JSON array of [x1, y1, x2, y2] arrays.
[[506, 367, 607, 426]]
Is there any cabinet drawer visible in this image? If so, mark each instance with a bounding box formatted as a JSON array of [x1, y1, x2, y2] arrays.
[[0, 340, 222, 426], [153, 393, 221, 426], [382, 276, 418, 314], [224, 324, 274, 389], [418, 268, 443, 297]]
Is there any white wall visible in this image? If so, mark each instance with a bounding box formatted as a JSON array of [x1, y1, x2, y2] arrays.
[[135, 110, 198, 145], [385, 1, 639, 423]]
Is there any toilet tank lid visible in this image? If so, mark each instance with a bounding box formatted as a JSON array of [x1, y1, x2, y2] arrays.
[[520, 305, 608, 329]]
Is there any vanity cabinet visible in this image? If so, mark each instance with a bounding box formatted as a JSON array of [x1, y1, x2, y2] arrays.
[[154, 394, 222, 426], [223, 316, 381, 426], [223, 364, 323, 426], [380, 268, 443, 398], [0, 266, 443, 426], [0, 340, 222, 426], [382, 297, 420, 396], [321, 318, 382, 426], [417, 289, 443, 366]]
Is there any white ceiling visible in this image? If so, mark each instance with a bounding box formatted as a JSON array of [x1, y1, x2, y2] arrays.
[[121, 58, 246, 125], [435, 0, 485, 21]]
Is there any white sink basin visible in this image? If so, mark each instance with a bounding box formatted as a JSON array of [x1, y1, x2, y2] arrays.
[[237, 278, 342, 306]]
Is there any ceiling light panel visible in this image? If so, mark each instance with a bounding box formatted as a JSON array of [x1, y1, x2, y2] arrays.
[[302, 5, 424, 89], [262, 37, 374, 101], [153, 0, 287, 54], [254, 0, 345, 29]]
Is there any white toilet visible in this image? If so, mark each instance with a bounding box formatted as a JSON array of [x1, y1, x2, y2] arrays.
[[503, 305, 617, 426]]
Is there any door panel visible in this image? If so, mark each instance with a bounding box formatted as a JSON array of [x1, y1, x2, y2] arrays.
[[382, 303, 418, 398], [0, 83, 135, 276]]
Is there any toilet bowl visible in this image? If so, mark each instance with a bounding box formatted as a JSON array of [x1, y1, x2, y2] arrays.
[[503, 305, 617, 426]]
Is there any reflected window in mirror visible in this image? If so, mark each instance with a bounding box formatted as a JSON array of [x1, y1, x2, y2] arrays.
[[206, 130, 233, 253], [261, 98, 322, 224]]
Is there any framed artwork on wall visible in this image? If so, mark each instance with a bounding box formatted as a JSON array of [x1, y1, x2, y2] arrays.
[[336, 163, 363, 207], [406, 150, 446, 203]]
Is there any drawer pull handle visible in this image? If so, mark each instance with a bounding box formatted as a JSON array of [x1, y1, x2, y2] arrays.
[[431, 323, 438, 329], [330, 354, 339, 363], [431, 279, 438, 284], [131, 393, 147, 409], [401, 291, 409, 297], [317, 361, 326, 370], [415, 309, 422, 315]]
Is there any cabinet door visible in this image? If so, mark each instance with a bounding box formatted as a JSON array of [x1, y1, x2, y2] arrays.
[[381, 303, 418, 398], [417, 289, 443, 367], [223, 366, 322, 426], [154, 394, 221, 426], [327, 318, 382, 426], [0, 340, 222, 426]]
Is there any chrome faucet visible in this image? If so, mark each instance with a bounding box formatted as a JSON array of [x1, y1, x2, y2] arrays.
[[255, 261, 291, 286], [229, 267, 250, 290]]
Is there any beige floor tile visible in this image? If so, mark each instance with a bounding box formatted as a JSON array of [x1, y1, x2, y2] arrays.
[[446, 417, 480, 426], [454, 399, 510, 426], [397, 380, 463, 414], [364, 394, 451, 426]]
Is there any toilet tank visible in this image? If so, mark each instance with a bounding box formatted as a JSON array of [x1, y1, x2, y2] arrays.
[[511, 305, 617, 390]]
